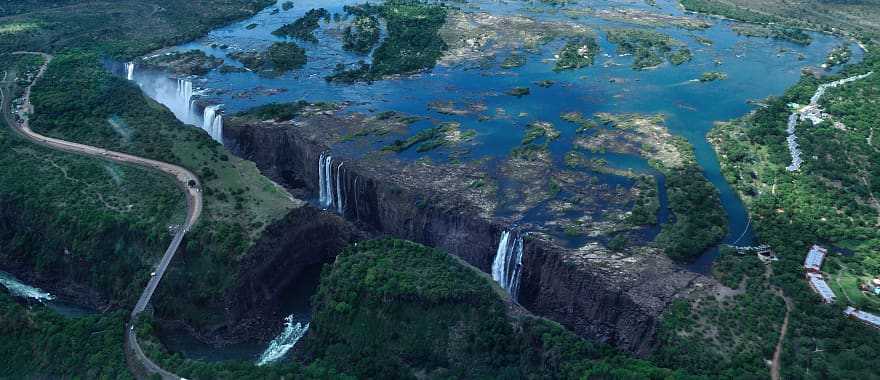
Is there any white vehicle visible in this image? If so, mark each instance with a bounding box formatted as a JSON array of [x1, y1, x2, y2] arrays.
[[150, 272, 156, 277]]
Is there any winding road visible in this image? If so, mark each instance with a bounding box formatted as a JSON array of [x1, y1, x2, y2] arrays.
[[1, 52, 197, 380]]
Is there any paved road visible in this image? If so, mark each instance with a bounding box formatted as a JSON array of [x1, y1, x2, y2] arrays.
[[1, 52, 199, 380]]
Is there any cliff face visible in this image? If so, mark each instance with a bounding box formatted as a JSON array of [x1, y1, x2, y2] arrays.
[[225, 121, 705, 356], [226, 123, 503, 272], [218, 206, 364, 342]]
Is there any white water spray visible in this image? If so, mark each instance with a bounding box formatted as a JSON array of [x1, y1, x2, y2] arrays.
[[176, 79, 194, 120], [125, 62, 135, 81], [0, 271, 54, 302], [335, 162, 344, 214], [319, 153, 333, 209], [257, 315, 309, 366], [201, 105, 224, 143], [492, 230, 525, 301]]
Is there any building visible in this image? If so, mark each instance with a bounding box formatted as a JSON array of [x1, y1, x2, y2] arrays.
[[804, 245, 827, 273], [807, 273, 836, 303], [844, 307, 880, 330]]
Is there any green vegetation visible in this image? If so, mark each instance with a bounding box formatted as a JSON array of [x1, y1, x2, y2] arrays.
[[382, 122, 471, 153], [508, 86, 531, 97], [825, 44, 852, 68], [561, 111, 598, 132], [656, 148, 728, 261], [342, 15, 381, 54], [0, 0, 274, 58], [501, 53, 527, 69], [129, 239, 699, 378], [554, 36, 599, 71], [303, 239, 697, 379], [0, 292, 131, 378], [699, 71, 728, 82], [28, 51, 296, 326], [674, 49, 880, 378], [629, 175, 661, 225], [731, 23, 812, 45], [606, 29, 692, 69], [272, 8, 330, 43], [680, 0, 778, 24], [0, 53, 184, 306], [588, 114, 727, 261], [267, 42, 307, 71], [327, 1, 448, 82], [229, 42, 307, 73], [522, 121, 561, 145]]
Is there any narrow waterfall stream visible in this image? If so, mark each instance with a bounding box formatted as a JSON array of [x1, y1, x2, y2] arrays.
[[318, 153, 344, 213], [492, 230, 525, 302], [125, 62, 135, 81]]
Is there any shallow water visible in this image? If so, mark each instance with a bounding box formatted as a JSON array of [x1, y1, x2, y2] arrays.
[[129, 0, 863, 357]]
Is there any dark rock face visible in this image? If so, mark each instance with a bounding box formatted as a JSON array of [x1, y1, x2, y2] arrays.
[[217, 206, 363, 342], [225, 120, 705, 356], [226, 123, 504, 272]]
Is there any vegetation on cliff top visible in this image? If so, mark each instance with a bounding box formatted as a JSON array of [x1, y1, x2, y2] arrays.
[[28, 51, 297, 326], [663, 48, 880, 378], [128, 239, 696, 379], [0, 53, 184, 306]]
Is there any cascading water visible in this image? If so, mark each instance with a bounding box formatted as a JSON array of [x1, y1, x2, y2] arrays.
[[492, 230, 525, 301], [335, 162, 344, 214], [318, 153, 333, 209], [256, 315, 309, 366], [201, 105, 224, 143], [318, 153, 345, 212], [125, 62, 135, 81], [0, 271, 54, 302], [176, 79, 194, 120]]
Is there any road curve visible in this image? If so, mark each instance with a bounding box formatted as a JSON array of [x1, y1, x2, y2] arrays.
[[2, 52, 199, 380]]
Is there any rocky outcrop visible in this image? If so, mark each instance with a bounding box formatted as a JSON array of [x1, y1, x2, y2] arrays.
[[225, 118, 706, 356]]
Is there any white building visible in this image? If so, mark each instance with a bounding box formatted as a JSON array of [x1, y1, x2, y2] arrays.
[[807, 272, 836, 303], [804, 245, 827, 272]]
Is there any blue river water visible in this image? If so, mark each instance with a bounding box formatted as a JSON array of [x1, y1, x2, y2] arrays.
[[142, 0, 862, 270], [123, 0, 867, 361]]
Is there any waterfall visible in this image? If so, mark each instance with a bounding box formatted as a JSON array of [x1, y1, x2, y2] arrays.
[[492, 230, 525, 301], [0, 271, 54, 302], [319, 153, 333, 209], [177, 79, 194, 120], [125, 62, 135, 81], [335, 162, 344, 214], [317, 153, 344, 212], [256, 315, 310, 366], [201, 105, 224, 143]]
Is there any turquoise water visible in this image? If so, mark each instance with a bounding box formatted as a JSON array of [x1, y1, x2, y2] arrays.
[[134, 0, 862, 271]]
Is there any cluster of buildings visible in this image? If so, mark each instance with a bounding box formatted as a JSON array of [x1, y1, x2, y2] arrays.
[[785, 71, 874, 172], [803, 244, 880, 330], [803, 245, 836, 303]]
